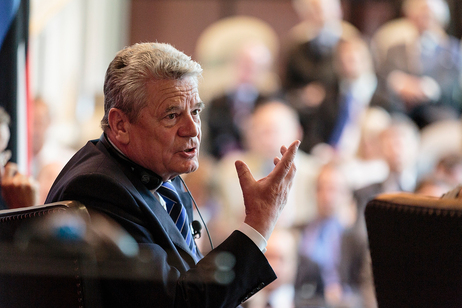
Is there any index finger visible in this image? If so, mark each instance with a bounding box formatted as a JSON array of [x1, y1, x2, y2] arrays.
[[270, 140, 300, 182]]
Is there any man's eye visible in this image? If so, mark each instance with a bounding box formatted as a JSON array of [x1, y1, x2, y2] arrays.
[[167, 113, 177, 120], [192, 109, 201, 116]]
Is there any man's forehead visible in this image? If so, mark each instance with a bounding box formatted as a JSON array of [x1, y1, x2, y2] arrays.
[[146, 78, 202, 108], [147, 77, 199, 94]]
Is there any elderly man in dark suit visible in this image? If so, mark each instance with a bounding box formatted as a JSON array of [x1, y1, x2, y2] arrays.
[[46, 42, 299, 308]]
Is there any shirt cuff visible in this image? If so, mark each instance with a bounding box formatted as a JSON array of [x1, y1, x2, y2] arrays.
[[238, 223, 268, 254]]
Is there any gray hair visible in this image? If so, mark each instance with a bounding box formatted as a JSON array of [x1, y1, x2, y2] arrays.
[[101, 42, 203, 129]]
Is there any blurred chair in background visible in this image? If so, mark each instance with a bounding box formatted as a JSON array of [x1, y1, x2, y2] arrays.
[[0, 200, 143, 308], [0, 201, 95, 308], [365, 192, 462, 308]]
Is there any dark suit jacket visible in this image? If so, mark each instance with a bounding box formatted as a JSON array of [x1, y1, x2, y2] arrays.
[[46, 134, 276, 308]]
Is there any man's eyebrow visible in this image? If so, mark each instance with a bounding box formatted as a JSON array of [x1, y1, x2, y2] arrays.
[[164, 105, 180, 113], [164, 102, 205, 113]]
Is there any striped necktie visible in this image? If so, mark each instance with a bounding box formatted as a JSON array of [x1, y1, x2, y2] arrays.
[[157, 181, 197, 256]]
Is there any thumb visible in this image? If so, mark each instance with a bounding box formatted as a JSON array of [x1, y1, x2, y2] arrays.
[[235, 160, 255, 189]]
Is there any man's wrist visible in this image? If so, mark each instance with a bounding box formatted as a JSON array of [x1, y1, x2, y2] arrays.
[[238, 223, 268, 254]]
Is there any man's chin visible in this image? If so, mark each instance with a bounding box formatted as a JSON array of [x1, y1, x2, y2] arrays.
[[177, 162, 199, 175]]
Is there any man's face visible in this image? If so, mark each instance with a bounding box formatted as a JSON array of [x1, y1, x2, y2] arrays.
[[316, 166, 347, 219], [125, 77, 203, 181]]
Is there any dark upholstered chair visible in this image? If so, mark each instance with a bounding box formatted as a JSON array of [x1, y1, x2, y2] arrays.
[[0, 201, 101, 308], [365, 192, 462, 308]]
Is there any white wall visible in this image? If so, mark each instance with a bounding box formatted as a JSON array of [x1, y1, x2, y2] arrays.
[[30, 0, 130, 149]]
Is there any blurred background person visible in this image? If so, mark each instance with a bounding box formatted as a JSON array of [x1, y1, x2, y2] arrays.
[[282, 0, 360, 153], [245, 228, 299, 308], [371, 0, 462, 129], [31, 97, 75, 178], [295, 162, 356, 308], [414, 176, 452, 197], [284, 0, 360, 92], [432, 153, 462, 188], [327, 37, 378, 158], [306, 36, 379, 160], [339, 107, 391, 191], [354, 113, 422, 213], [205, 40, 276, 160], [0, 107, 38, 209], [213, 99, 321, 245], [31, 97, 76, 203], [411, 152, 462, 198]]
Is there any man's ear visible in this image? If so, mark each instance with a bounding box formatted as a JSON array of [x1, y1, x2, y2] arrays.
[[107, 108, 130, 145]]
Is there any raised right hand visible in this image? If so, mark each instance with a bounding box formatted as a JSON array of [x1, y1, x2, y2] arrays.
[[235, 140, 300, 240]]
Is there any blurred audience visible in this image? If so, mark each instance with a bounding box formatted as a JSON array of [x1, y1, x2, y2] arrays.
[[305, 36, 379, 159], [326, 37, 378, 157], [339, 107, 391, 191], [205, 40, 276, 160], [245, 228, 299, 308], [295, 162, 356, 307], [4, 3, 460, 305], [31, 97, 75, 203], [0, 107, 39, 209], [371, 0, 462, 129], [283, 0, 360, 153], [284, 0, 360, 93], [354, 113, 421, 213]]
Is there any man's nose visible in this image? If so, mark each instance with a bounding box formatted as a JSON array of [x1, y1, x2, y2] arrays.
[[179, 114, 199, 137]]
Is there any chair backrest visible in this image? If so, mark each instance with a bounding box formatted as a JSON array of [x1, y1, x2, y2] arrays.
[[0, 201, 96, 308], [365, 193, 462, 308]]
